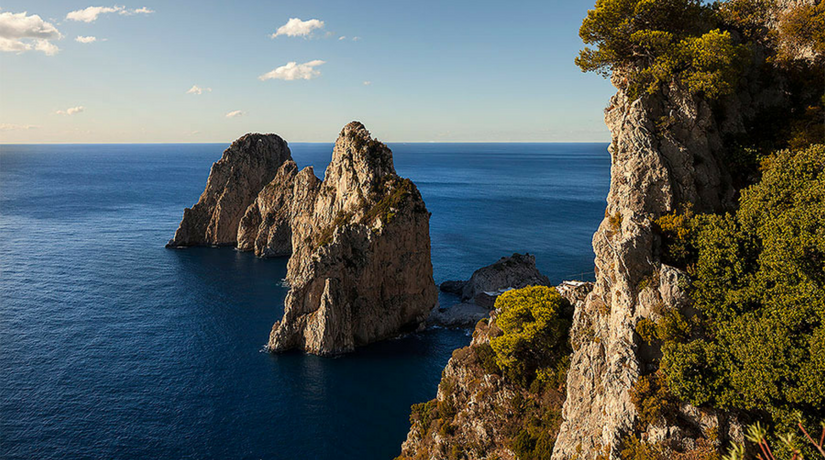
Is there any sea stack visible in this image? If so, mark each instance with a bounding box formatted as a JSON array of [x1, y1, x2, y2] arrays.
[[167, 122, 438, 355], [166, 134, 292, 247], [265, 122, 438, 355]]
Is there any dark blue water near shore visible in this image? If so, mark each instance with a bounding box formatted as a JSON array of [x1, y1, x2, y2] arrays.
[[0, 142, 609, 459]]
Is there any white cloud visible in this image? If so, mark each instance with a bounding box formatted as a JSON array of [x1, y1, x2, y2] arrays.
[[124, 7, 154, 15], [0, 11, 63, 55], [225, 110, 244, 118], [258, 60, 325, 81], [66, 5, 154, 22], [186, 85, 211, 95], [66, 6, 122, 22], [363, 81, 371, 86], [338, 36, 346, 40], [56, 106, 85, 115], [75, 35, 97, 43], [0, 123, 39, 131], [271, 18, 324, 38], [352, 36, 360, 41]]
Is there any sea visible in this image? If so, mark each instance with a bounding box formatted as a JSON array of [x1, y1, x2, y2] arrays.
[[0, 142, 610, 459]]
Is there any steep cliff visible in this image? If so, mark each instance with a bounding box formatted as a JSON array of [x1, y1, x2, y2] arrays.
[[167, 133, 292, 247], [398, 1, 822, 457], [265, 122, 438, 355], [551, 80, 744, 459]]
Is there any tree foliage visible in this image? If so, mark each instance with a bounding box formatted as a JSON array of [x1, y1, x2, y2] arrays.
[[661, 144, 825, 434], [576, 0, 750, 99], [490, 286, 572, 388]]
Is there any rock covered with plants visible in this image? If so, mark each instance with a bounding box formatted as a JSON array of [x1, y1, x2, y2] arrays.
[[555, 0, 825, 458], [397, 0, 824, 458], [397, 283, 592, 460]]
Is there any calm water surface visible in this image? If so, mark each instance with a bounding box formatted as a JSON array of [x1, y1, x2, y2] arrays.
[[0, 142, 609, 459]]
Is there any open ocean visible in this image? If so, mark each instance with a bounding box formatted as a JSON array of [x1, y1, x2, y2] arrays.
[[0, 142, 610, 459]]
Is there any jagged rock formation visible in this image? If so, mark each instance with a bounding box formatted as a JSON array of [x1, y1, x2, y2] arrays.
[[264, 122, 438, 355], [440, 253, 552, 307], [236, 160, 299, 257], [550, 79, 743, 460], [397, 282, 593, 460], [168, 122, 437, 355], [167, 134, 292, 247]]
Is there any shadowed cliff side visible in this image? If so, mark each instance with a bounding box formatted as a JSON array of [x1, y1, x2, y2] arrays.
[[166, 133, 292, 247]]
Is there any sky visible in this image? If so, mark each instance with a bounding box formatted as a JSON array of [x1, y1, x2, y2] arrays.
[[0, 0, 616, 143]]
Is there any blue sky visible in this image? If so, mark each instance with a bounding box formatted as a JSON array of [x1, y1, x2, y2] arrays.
[[0, 0, 615, 143]]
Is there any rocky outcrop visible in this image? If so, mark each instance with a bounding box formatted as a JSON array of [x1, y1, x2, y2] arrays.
[[167, 134, 292, 247], [397, 282, 593, 460], [440, 253, 552, 307], [550, 78, 742, 459], [265, 122, 438, 355], [236, 160, 299, 257], [168, 122, 437, 356]]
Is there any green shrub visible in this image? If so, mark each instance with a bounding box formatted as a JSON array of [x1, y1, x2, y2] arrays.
[[654, 206, 698, 268], [473, 343, 501, 375], [629, 372, 678, 428], [620, 435, 665, 460], [661, 145, 825, 438], [490, 286, 572, 388], [410, 400, 438, 428]]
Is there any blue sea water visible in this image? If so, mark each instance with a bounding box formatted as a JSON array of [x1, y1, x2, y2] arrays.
[[0, 142, 610, 460]]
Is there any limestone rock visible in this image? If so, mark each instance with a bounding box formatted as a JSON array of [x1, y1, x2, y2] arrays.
[[168, 123, 436, 356], [266, 122, 438, 356], [236, 160, 299, 257], [440, 253, 552, 307], [167, 133, 292, 247]]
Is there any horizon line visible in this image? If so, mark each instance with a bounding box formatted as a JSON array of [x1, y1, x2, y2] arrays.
[[1, 140, 612, 146]]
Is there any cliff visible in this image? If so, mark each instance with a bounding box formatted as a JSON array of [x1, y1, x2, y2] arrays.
[[167, 133, 292, 247], [260, 122, 439, 355], [168, 122, 438, 356], [398, 1, 822, 458]]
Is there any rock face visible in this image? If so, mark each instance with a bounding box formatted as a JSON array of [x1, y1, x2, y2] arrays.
[[398, 3, 821, 458], [397, 282, 593, 460], [168, 122, 437, 356], [167, 134, 292, 247], [236, 160, 299, 257], [265, 122, 438, 355], [440, 253, 552, 307], [550, 79, 741, 459]]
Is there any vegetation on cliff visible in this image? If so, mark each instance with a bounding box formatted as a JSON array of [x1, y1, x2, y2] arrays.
[[577, 0, 824, 457], [657, 145, 825, 453], [491, 286, 572, 389], [397, 286, 577, 460]]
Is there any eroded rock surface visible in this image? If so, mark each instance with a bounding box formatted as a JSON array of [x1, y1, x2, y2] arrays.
[[265, 122, 438, 355], [167, 133, 292, 247], [440, 253, 552, 307]]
